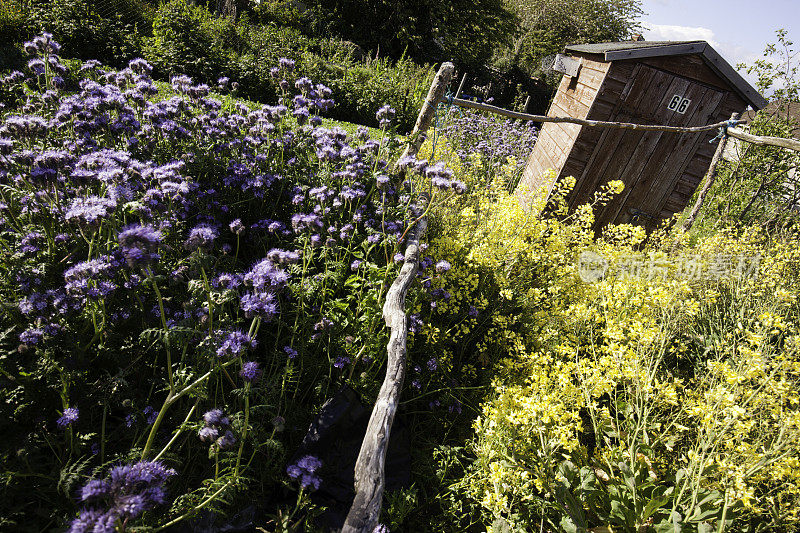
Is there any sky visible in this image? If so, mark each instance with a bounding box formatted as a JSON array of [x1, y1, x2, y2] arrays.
[[639, 0, 799, 94]]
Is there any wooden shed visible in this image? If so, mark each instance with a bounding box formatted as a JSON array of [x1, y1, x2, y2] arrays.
[[517, 40, 767, 230]]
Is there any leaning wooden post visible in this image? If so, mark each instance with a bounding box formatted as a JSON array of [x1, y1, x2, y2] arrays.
[[341, 203, 428, 533], [400, 62, 455, 161], [342, 62, 453, 533], [679, 112, 740, 235]]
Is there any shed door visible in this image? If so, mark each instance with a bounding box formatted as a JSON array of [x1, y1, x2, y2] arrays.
[[575, 63, 725, 229]]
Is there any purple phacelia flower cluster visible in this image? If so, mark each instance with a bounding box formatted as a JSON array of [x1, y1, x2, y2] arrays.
[[287, 455, 322, 491], [239, 361, 262, 383], [185, 223, 218, 251], [57, 406, 79, 428], [440, 108, 538, 173], [70, 461, 176, 533], [199, 409, 237, 450], [216, 330, 256, 358], [118, 224, 162, 267]]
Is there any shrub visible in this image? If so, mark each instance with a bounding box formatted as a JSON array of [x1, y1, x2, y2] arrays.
[[25, 0, 148, 67], [0, 34, 463, 530], [458, 219, 800, 531], [144, 0, 234, 82]]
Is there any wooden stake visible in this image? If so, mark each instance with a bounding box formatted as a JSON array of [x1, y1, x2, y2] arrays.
[[400, 62, 456, 161], [342, 201, 428, 533], [342, 62, 454, 533], [679, 112, 740, 235]]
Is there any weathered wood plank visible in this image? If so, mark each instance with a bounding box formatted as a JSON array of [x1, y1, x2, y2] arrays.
[[575, 66, 667, 215], [594, 71, 692, 226], [621, 84, 724, 222], [641, 54, 730, 91]]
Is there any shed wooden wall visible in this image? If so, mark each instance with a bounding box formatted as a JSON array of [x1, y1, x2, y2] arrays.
[[518, 52, 749, 230], [518, 57, 610, 202]]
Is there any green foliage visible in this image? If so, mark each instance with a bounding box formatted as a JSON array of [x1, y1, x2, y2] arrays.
[[302, 0, 516, 72], [495, 0, 643, 79], [25, 0, 151, 67], [685, 30, 800, 236], [144, 0, 235, 81]]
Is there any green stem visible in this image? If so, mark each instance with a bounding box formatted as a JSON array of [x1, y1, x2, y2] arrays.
[[153, 398, 199, 462], [100, 401, 108, 463], [234, 385, 251, 476], [148, 269, 174, 391], [152, 481, 233, 532], [140, 391, 174, 460], [200, 265, 213, 335]]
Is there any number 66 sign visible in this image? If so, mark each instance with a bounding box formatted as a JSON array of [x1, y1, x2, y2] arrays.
[[667, 94, 691, 114]]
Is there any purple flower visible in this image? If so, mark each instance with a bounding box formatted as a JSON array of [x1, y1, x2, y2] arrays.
[[244, 259, 289, 290], [71, 460, 176, 532], [350, 259, 363, 271], [128, 58, 152, 74], [266, 248, 300, 265], [57, 407, 79, 428], [118, 224, 162, 267], [284, 346, 298, 359], [333, 356, 350, 369], [239, 361, 262, 382], [229, 218, 245, 235], [65, 196, 117, 226], [216, 330, 257, 358], [203, 409, 227, 427], [198, 426, 219, 442], [287, 455, 322, 491], [278, 57, 295, 72], [468, 305, 479, 317], [435, 260, 451, 273], [216, 430, 237, 449], [240, 291, 278, 320], [143, 406, 159, 425], [19, 327, 44, 345], [427, 358, 438, 372], [185, 224, 218, 251], [81, 479, 111, 502], [376, 105, 395, 128]]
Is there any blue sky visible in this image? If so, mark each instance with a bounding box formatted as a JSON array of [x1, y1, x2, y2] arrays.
[[640, 0, 799, 92]]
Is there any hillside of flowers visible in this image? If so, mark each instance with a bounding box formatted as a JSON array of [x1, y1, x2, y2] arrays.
[[4, 31, 800, 533], [0, 33, 486, 531]]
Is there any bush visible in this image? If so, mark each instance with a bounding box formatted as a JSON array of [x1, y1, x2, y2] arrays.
[[25, 0, 149, 67], [0, 34, 464, 530], [455, 217, 800, 530], [144, 0, 234, 82]]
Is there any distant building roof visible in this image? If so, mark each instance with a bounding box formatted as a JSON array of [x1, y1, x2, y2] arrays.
[[564, 41, 767, 110]]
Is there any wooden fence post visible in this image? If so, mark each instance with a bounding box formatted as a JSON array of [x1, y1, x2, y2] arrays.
[[342, 61, 454, 533], [400, 62, 455, 161], [679, 112, 740, 235], [341, 204, 428, 533]]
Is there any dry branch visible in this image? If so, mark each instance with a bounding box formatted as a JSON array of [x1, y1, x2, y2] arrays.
[[449, 98, 800, 153], [343, 61, 453, 533], [727, 126, 800, 152], [341, 209, 428, 533], [400, 62, 456, 161], [679, 113, 740, 234]]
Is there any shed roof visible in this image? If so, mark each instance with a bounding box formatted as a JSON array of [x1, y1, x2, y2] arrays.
[[564, 41, 767, 110]]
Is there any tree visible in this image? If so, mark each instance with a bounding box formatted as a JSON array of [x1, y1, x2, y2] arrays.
[[496, 0, 643, 77], [301, 0, 515, 71]]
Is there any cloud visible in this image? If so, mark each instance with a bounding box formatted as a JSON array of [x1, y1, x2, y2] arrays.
[[642, 22, 718, 46], [642, 22, 766, 91]]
